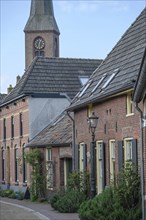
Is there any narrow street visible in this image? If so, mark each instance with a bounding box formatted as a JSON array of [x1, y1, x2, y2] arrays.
[[0, 197, 80, 220]]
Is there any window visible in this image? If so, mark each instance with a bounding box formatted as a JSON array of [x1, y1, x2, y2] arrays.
[[78, 80, 92, 98], [34, 50, 45, 57], [2, 149, 5, 181], [79, 143, 84, 172], [15, 148, 19, 182], [96, 141, 105, 194], [11, 116, 14, 138], [124, 138, 137, 164], [91, 74, 106, 94], [23, 147, 27, 183], [109, 140, 116, 183], [46, 148, 53, 189], [20, 113, 23, 136], [55, 38, 58, 57], [79, 143, 87, 172], [102, 69, 119, 89], [3, 118, 6, 140], [127, 92, 134, 115], [124, 139, 133, 161]]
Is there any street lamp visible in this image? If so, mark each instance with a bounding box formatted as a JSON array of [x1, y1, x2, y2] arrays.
[[88, 112, 98, 198]]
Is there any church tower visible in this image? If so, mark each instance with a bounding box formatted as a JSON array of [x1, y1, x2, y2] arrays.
[[24, 0, 60, 69]]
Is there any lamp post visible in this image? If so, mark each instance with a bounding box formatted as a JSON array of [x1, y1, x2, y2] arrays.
[[88, 112, 98, 198]]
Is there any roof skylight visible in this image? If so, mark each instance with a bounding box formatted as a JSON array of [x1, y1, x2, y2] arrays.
[[91, 74, 107, 94], [78, 80, 92, 98], [102, 68, 119, 89]]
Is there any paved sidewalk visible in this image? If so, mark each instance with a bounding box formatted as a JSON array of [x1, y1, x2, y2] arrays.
[[0, 197, 80, 220]]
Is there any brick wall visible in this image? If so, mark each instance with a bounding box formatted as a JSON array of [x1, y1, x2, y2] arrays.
[[74, 94, 141, 185], [0, 97, 30, 187]]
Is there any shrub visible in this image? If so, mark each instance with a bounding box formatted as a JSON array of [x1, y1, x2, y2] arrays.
[[78, 162, 142, 220], [79, 188, 118, 220], [0, 189, 14, 197], [51, 189, 86, 213], [50, 171, 89, 213]]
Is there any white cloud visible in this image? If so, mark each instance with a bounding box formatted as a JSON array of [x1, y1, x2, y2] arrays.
[[56, 0, 129, 13], [57, 1, 100, 13]]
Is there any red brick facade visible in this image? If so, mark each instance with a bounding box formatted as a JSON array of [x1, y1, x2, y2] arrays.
[[0, 97, 30, 189], [74, 93, 141, 186]]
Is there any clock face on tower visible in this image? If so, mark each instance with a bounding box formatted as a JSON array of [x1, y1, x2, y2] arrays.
[[34, 37, 45, 50]]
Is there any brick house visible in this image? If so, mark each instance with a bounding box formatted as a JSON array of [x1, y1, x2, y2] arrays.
[[67, 7, 146, 218], [133, 48, 146, 218], [26, 110, 73, 196], [0, 57, 100, 192], [0, 0, 102, 192]]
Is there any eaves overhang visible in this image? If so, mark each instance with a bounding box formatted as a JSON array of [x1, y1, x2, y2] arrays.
[[25, 142, 71, 148], [0, 92, 70, 108], [0, 94, 27, 108], [133, 48, 146, 103], [67, 85, 133, 112]]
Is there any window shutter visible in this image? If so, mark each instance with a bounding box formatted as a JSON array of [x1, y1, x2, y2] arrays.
[[75, 144, 79, 171], [101, 142, 106, 189], [83, 144, 87, 170], [118, 140, 124, 171], [132, 139, 137, 165]]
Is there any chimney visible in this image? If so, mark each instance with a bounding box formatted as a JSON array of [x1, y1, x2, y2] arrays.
[[16, 75, 21, 84], [7, 84, 13, 94]]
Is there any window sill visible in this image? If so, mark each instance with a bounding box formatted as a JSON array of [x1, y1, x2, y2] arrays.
[[126, 113, 134, 117]]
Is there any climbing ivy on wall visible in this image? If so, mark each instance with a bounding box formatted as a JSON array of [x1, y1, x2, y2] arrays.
[[25, 148, 46, 201]]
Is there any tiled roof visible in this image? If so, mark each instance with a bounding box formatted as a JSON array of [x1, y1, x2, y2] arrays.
[[68, 7, 146, 111], [0, 93, 7, 104], [133, 48, 146, 103], [0, 57, 101, 106], [26, 111, 73, 147]]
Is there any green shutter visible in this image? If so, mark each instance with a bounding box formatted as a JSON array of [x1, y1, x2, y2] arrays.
[[101, 142, 106, 189]]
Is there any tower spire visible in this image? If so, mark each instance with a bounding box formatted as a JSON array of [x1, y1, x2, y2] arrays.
[[24, 0, 60, 69], [24, 0, 59, 33]]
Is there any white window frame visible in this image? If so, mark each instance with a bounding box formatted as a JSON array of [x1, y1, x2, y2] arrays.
[[96, 141, 104, 194], [126, 92, 134, 116], [46, 148, 53, 190], [124, 138, 133, 162], [109, 140, 116, 183]]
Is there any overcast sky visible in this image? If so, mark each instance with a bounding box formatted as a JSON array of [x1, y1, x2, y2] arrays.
[[0, 0, 145, 94]]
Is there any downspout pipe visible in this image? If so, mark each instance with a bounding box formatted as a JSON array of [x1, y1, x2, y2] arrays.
[[66, 111, 75, 171], [135, 103, 145, 220]]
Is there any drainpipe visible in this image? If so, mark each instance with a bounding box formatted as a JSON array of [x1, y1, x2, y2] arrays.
[[135, 103, 145, 220], [66, 111, 75, 171]]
